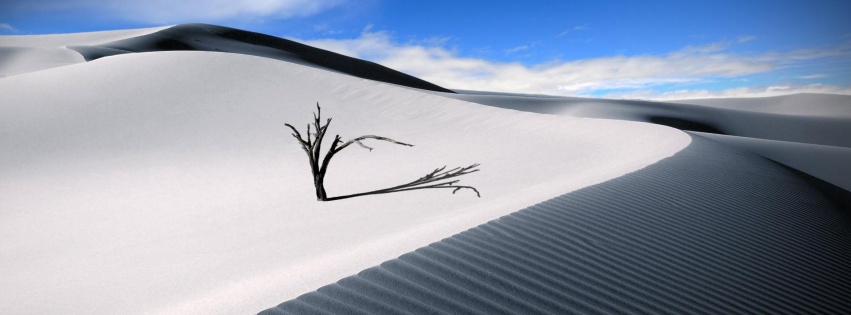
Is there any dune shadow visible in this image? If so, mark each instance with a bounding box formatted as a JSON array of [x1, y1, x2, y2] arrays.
[[263, 134, 851, 314], [649, 116, 725, 134], [68, 23, 455, 93]]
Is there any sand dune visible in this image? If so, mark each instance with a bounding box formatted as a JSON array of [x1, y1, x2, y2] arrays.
[[439, 91, 851, 194], [691, 132, 851, 194], [0, 26, 168, 77], [68, 23, 454, 93], [2, 24, 848, 315], [443, 91, 851, 147], [675, 93, 851, 118], [2, 23, 453, 93], [0, 46, 84, 77], [0, 26, 170, 48], [264, 135, 851, 315], [0, 51, 686, 314]]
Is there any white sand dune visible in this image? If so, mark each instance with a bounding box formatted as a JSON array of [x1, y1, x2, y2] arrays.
[[0, 46, 84, 77], [0, 26, 171, 48], [0, 26, 169, 77], [443, 91, 851, 147], [2, 24, 848, 315], [440, 91, 851, 193], [0, 51, 687, 314], [67, 23, 454, 93]]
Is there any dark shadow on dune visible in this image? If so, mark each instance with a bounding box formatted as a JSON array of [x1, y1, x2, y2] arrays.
[[261, 135, 851, 314], [67, 46, 133, 60], [67, 23, 455, 93], [649, 116, 725, 134], [772, 160, 851, 212], [149, 38, 196, 51]]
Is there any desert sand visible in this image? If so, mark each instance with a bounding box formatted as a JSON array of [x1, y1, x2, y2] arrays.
[[265, 135, 851, 314], [440, 91, 851, 193], [0, 26, 169, 77], [1, 24, 848, 314]]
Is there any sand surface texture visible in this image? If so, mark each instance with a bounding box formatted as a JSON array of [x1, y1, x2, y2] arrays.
[[264, 134, 851, 315]]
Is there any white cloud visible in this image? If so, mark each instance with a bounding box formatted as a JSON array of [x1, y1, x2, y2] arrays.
[[303, 35, 758, 94], [0, 23, 16, 32], [767, 42, 851, 61], [16, 0, 345, 23], [312, 23, 343, 35], [678, 41, 731, 54], [505, 45, 529, 54], [797, 74, 828, 79], [767, 85, 791, 91], [299, 29, 851, 98], [556, 24, 589, 38], [738, 35, 757, 43]]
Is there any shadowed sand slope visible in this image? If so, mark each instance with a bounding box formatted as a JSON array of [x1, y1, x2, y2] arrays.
[[67, 23, 454, 93], [691, 131, 851, 194], [675, 93, 851, 118], [443, 92, 851, 148], [262, 135, 851, 315]]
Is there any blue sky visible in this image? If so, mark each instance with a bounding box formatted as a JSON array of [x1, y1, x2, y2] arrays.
[[2, 0, 850, 99]]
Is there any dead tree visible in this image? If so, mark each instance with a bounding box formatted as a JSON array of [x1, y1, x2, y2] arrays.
[[285, 103, 480, 201]]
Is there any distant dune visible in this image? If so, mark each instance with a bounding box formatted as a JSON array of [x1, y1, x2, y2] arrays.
[[0, 26, 170, 48], [440, 91, 851, 193], [444, 91, 851, 147], [674, 93, 851, 118], [67, 23, 455, 93], [0, 26, 169, 77]]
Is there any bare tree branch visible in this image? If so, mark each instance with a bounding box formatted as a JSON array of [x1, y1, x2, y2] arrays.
[[306, 124, 312, 147], [326, 163, 481, 201], [284, 123, 307, 145], [335, 135, 414, 153], [354, 140, 373, 151], [284, 123, 311, 155], [310, 103, 331, 167], [285, 102, 479, 201]]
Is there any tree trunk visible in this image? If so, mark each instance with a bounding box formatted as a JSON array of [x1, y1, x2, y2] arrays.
[[314, 174, 328, 201]]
